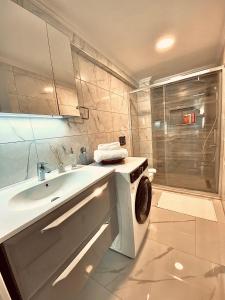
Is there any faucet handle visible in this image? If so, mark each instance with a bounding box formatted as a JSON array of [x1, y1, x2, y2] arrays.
[[37, 162, 48, 169]]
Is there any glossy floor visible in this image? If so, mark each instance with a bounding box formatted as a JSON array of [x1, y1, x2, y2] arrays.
[[77, 189, 225, 300]]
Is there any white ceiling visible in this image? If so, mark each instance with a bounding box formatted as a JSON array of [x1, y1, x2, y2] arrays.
[[42, 0, 225, 80]]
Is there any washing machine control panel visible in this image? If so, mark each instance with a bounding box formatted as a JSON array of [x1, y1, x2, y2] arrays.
[[130, 159, 148, 183]]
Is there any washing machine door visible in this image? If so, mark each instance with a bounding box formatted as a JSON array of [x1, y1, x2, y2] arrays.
[[135, 176, 152, 224]]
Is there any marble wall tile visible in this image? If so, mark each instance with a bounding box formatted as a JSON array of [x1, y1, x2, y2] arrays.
[[110, 93, 128, 114], [66, 118, 88, 136], [0, 117, 34, 143], [96, 87, 111, 111], [110, 76, 124, 97], [130, 115, 139, 129], [31, 117, 65, 140], [132, 142, 140, 156], [88, 132, 114, 154], [139, 127, 152, 141], [75, 78, 84, 106], [0, 141, 37, 188], [140, 140, 152, 154], [81, 81, 98, 109], [138, 100, 151, 115], [130, 97, 138, 115], [136, 90, 150, 102], [81, 82, 111, 111], [71, 50, 80, 79], [31, 117, 87, 140], [113, 130, 132, 155], [131, 128, 140, 156], [87, 109, 113, 134], [95, 65, 110, 90], [131, 129, 139, 141], [78, 55, 96, 84], [0, 66, 17, 94], [35, 134, 91, 170], [138, 115, 152, 128], [112, 113, 129, 132], [0, 65, 20, 113], [0, 94, 20, 114]]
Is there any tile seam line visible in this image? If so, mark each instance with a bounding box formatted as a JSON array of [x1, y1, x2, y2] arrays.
[[148, 237, 224, 267], [89, 276, 123, 300]]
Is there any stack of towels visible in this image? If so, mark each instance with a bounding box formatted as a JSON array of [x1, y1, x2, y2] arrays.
[[94, 142, 128, 163]]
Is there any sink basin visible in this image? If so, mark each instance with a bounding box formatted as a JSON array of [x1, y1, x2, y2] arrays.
[[9, 167, 98, 211]]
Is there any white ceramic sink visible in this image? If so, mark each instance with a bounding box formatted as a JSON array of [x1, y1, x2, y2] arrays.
[[9, 167, 100, 211]]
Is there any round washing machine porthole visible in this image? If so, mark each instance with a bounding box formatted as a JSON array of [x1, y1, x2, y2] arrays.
[[135, 176, 152, 224]]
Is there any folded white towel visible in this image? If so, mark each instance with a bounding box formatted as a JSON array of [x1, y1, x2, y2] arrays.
[[98, 142, 120, 151], [94, 148, 128, 163]]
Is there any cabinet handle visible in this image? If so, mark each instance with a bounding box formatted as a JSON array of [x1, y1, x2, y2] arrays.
[[52, 222, 109, 286], [41, 183, 108, 232]]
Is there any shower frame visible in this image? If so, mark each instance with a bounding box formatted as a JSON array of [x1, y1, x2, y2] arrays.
[[148, 65, 224, 197]]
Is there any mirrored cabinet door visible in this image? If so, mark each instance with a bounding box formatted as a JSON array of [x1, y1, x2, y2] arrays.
[[47, 24, 80, 117], [0, 0, 59, 115]]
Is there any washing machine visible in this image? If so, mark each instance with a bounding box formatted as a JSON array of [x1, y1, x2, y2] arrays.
[[102, 157, 154, 258]]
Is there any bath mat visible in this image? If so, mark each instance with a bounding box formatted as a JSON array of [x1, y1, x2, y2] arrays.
[[158, 192, 217, 221]]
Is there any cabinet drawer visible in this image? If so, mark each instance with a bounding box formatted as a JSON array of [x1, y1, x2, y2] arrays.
[[3, 175, 116, 300], [32, 209, 118, 300]]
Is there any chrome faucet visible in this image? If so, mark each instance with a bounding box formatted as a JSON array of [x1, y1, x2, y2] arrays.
[[37, 162, 51, 181]]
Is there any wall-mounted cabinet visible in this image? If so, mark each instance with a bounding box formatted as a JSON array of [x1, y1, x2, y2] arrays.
[[47, 24, 80, 117], [0, 0, 80, 117]]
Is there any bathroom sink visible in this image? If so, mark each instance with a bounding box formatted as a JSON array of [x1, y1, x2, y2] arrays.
[[9, 167, 100, 211]]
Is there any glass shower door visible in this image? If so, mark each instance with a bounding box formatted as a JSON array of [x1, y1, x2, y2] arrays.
[[151, 71, 221, 193]]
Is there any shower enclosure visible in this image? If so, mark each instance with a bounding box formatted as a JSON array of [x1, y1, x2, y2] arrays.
[[151, 70, 221, 193]]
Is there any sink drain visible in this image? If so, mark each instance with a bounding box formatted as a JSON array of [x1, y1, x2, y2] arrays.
[[51, 196, 60, 202]]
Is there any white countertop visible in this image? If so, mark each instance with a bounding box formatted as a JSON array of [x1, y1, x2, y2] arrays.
[[0, 165, 114, 244], [93, 157, 147, 174]]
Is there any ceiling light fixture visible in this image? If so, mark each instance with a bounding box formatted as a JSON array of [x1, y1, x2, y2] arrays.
[[156, 36, 175, 52]]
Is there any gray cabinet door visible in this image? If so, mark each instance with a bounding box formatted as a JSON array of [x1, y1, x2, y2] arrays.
[[3, 175, 117, 300]]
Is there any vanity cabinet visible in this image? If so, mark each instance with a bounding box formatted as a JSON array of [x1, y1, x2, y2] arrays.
[[0, 0, 80, 117], [0, 174, 118, 300]]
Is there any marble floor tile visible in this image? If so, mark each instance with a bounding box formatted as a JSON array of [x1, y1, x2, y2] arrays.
[[80, 190, 225, 300], [213, 200, 225, 223], [89, 238, 225, 299], [149, 221, 196, 255], [149, 279, 207, 300], [168, 249, 225, 298], [77, 277, 120, 300], [150, 206, 195, 223], [148, 206, 196, 255], [92, 240, 172, 300], [196, 218, 225, 266]]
